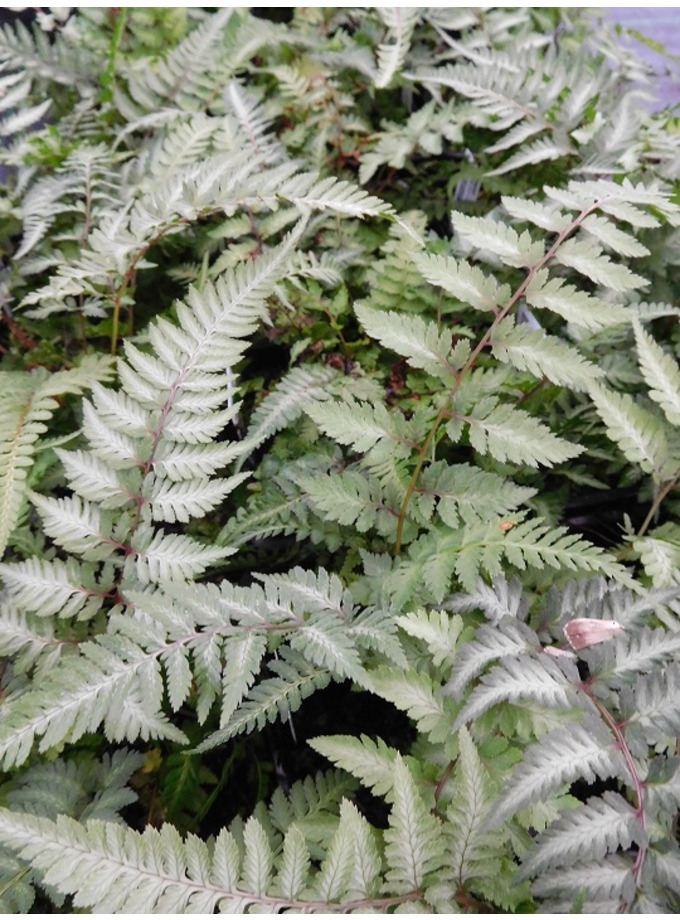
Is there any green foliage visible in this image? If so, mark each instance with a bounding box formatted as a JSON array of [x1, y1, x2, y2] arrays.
[[1, 6, 680, 914]]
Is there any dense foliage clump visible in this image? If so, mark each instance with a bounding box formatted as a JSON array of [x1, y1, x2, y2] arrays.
[[1, 7, 680, 913]]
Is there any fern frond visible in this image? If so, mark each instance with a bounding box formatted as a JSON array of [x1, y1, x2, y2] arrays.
[[633, 319, 680, 427], [309, 734, 399, 799], [463, 402, 583, 467], [453, 653, 579, 731], [355, 302, 461, 380], [487, 714, 627, 828], [589, 383, 674, 481], [195, 650, 332, 753], [519, 790, 642, 882], [525, 271, 629, 330], [374, 8, 420, 89], [445, 618, 539, 700], [489, 316, 603, 390], [413, 251, 510, 313], [384, 754, 446, 894]]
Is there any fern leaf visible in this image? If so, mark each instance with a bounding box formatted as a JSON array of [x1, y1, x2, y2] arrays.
[[0, 558, 111, 620], [464, 402, 583, 467], [0, 809, 237, 913], [529, 854, 633, 906], [451, 213, 544, 268], [490, 316, 603, 390], [339, 798, 382, 899], [396, 609, 464, 668], [413, 251, 510, 312], [555, 239, 648, 293], [238, 365, 337, 463], [384, 755, 446, 893], [355, 302, 460, 380], [446, 575, 529, 623], [369, 667, 451, 741], [242, 815, 274, 896], [445, 618, 539, 700], [633, 319, 680, 427], [446, 726, 498, 885], [133, 529, 231, 583], [486, 715, 627, 828], [518, 791, 642, 880], [421, 461, 536, 529], [501, 196, 570, 233], [304, 397, 396, 453], [453, 654, 579, 731], [29, 492, 115, 560], [194, 651, 332, 752], [374, 8, 420, 89], [273, 824, 310, 900], [589, 383, 672, 480], [525, 271, 629, 330], [309, 734, 399, 798]]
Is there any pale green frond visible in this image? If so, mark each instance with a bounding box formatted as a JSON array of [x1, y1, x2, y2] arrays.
[[237, 365, 337, 465], [276, 173, 393, 219], [518, 791, 642, 880], [554, 239, 648, 293], [0, 809, 234, 913], [56, 449, 133, 509], [132, 529, 232, 583], [445, 618, 539, 700], [241, 815, 274, 897], [580, 214, 650, 258], [29, 492, 116, 561], [338, 798, 382, 899], [633, 530, 680, 588], [446, 726, 498, 884], [490, 316, 603, 389], [413, 251, 510, 312], [501, 196, 570, 233], [633, 319, 680, 427], [374, 8, 420, 89], [0, 557, 112, 620], [464, 402, 583, 467], [487, 136, 574, 177], [529, 854, 633, 907], [0, 597, 61, 672], [525, 271, 629, 330], [273, 825, 311, 900], [148, 473, 249, 524], [445, 575, 529, 623], [384, 755, 446, 893], [589, 383, 673, 480], [487, 715, 627, 828], [453, 653, 580, 731], [369, 667, 451, 740], [451, 212, 544, 268], [295, 469, 397, 535], [0, 635, 187, 769], [421, 461, 536, 529], [194, 650, 332, 752], [220, 632, 268, 727], [355, 302, 458, 380], [311, 803, 354, 901], [304, 397, 396, 453], [611, 626, 680, 680], [396, 608, 464, 669], [309, 734, 399, 798]]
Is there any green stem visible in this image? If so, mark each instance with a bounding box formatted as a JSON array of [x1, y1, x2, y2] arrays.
[[636, 473, 680, 539]]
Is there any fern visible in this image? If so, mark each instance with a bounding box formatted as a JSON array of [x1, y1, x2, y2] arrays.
[[2, 8, 680, 914]]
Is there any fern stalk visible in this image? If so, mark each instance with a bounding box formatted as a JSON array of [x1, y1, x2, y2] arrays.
[[579, 682, 647, 893], [395, 196, 610, 554]]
